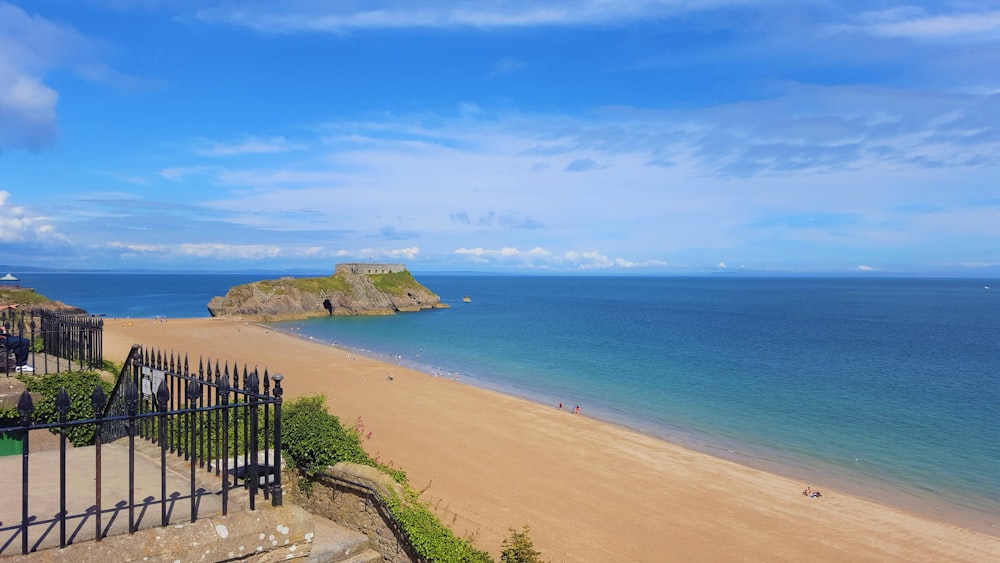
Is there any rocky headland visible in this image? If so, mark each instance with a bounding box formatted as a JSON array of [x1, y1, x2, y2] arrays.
[[206, 265, 448, 321], [0, 287, 88, 315]]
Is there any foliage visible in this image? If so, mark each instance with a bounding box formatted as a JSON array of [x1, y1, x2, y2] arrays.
[[156, 401, 274, 460], [16, 371, 113, 446], [256, 276, 352, 296], [368, 271, 426, 296], [0, 288, 51, 307], [102, 359, 121, 374], [281, 395, 368, 471], [29, 339, 44, 353], [500, 526, 547, 563], [0, 405, 16, 428], [383, 488, 493, 563]]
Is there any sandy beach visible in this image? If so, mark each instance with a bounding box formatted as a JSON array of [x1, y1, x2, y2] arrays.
[[102, 317, 1000, 562]]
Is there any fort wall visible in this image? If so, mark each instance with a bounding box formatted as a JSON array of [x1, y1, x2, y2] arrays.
[[335, 263, 407, 275]]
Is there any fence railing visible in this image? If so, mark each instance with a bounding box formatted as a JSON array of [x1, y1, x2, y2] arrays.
[[102, 345, 284, 510], [0, 344, 283, 556], [0, 309, 103, 375]]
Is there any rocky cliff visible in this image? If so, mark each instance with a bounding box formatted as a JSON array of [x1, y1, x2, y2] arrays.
[[206, 270, 448, 320]]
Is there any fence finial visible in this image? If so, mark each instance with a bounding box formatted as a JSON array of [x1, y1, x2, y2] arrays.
[[156, 380, 170, 411], [56, 387, 71, 417], [17, 390, 33, 424], [91, 386, 107, 416], [186, 378, 202, 402]]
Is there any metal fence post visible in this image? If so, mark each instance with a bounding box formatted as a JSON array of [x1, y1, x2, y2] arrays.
[[56, 388, 70, 548], [186, 378, 202, 522], [18, 391, 33, 555], [91, 385, 107, 542], [271, 373, 284, 507]]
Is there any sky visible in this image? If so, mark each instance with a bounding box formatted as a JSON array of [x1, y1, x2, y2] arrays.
[[1, 1, 998, 275]]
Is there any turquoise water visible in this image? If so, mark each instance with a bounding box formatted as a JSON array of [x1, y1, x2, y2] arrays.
[[274, 276, 1000, 533], [19, 273, 1000, 533]]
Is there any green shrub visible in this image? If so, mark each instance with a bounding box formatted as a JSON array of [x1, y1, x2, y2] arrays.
[[281, 395, 368, 471], [102, 359, 121, 374], [385, 489, 492, 563], [500, 526, 547, 563], [17, 371, 113, 446]]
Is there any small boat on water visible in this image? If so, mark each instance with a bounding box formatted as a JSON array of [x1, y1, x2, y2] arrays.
[[462, 295, 471, 303]]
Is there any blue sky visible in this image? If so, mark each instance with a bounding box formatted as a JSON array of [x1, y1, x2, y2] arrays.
[[1, 1, 998, 275]]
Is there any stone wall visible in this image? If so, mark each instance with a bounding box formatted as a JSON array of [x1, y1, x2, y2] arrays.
[[285, 462, 419, 563], [23, 503, 318, 562], [335, 263, 407, 275]]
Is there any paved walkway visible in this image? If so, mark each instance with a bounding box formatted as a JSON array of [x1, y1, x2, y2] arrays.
[[0, 438, 232, 557]]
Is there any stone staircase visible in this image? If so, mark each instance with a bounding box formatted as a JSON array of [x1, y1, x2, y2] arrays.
[[308, 516, 381, 563]]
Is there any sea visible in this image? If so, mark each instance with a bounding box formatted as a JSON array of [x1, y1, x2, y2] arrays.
[[16, 272, 1000, 535]]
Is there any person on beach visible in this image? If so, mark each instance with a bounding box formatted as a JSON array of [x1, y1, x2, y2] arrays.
[[802, 486, 822, 498], [0, 326, 32, 372]]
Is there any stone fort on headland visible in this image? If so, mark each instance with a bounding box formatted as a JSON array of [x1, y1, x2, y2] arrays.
[[335, 263, 407, 275]]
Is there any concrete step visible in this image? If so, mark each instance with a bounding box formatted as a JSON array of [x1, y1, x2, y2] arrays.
[[306, 515, 376, 563], [341, 548, 382, 563]]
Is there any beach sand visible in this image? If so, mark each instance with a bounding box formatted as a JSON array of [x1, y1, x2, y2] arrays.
[[103, 317, 1000, 562]]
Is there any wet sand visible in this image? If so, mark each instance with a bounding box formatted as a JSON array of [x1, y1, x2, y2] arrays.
[[102, 317, 1000, 562]]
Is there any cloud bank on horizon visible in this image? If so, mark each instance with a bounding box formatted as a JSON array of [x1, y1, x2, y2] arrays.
[[0, 0, 998, 275]]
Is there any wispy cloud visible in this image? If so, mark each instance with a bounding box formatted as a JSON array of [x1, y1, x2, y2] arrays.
[[860, 8, 1000, 41], [452, 246, 667, 270], [0, 1, 153, 152], [0, 2, 65, 151], [0, 191, 67, 244], [487, 57, 526, 77], [195, 136, 306, 157], [194, 1, 723, 33]]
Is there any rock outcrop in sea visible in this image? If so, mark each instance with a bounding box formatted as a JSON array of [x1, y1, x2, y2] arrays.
[[206, 264, 448, 320]]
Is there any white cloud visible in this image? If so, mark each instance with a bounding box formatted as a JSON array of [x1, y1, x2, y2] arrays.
[[357, 246, 420, 260], [194, 1, 729, 33], [0, 1, 112, 152], [718, 261, 727, 268], [0, 56, 58, 151], [195, 136, 306, 157], [104, 241, 349, 262], [857, 264, 874, 271], [452, 246, 665, 270], [0, 190, 66, 243], [861, 9, 1000, 41], [159, 166, 215, 181]]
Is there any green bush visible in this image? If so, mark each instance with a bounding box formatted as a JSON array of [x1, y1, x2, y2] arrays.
[[102, 359, 121, 374], [17, 371, 113, 446], [501, 526, 547, 563], [385, 490, 493, 563], [281, 395, 368, 471]]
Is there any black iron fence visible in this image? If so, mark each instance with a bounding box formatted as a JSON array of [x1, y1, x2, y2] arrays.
[[0, 344, 284, 556], [0, 309, 103, 375]]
